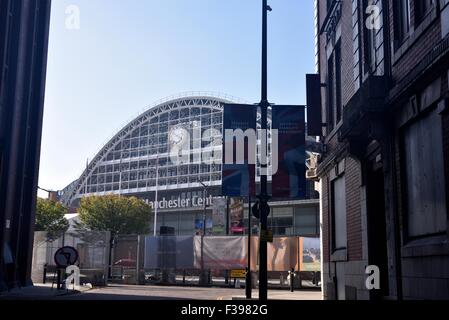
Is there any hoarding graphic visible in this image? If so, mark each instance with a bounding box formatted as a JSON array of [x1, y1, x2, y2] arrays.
[[193, 236, 247, 269], [300, 237, 321, 272]]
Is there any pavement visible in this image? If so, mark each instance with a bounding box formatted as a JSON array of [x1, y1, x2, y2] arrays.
[[0, 283, 92, 300], [0, 283, 322, 300]]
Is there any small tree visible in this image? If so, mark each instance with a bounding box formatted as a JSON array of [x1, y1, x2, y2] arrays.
[[77, 195, 151, 276], [77, 195, 151, 236], [35, 198, 69, 240]]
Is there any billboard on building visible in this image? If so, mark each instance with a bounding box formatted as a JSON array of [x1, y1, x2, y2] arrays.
[[212, 197, 227, 234], [229, 198, 245, 234], [222, 104, 256, 197], [272, 105, 306, 199]]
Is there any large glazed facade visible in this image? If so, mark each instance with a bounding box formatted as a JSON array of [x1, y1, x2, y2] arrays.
[[61, 94, 320, 237]]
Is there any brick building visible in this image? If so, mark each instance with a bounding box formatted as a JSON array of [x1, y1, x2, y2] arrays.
[[311, 0, 449, 299]]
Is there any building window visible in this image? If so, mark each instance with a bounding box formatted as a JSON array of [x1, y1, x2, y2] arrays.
[[270, 207, 294, 236], [352, 0, 362, 89], [326, 41, 342, 132], [314, 0, 319, 72], [414, 0, 435, 25], [395, 0, 411, 43], [295, 206, 319, 236], [327, 54, 335, 132], [335, 41, 342, 123], [402, 109, 447, 238], [332, 175, 347, 250], [363, 0, 377, 74]]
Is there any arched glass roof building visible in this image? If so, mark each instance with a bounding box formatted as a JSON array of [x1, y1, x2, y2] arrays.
[[61, 94, 232, 207], [60, 93, 320, 237]]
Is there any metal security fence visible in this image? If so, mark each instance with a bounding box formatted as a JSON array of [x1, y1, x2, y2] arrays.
[[32, 231, 110, 286], [140, 235, 320, 289], [32, 232, 320, 289]]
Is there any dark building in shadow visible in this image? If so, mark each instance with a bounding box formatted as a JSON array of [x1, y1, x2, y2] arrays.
[[0, 0, 51, 290]]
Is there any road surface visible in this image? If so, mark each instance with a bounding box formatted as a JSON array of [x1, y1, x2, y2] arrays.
[[59, 284, 322, 300]]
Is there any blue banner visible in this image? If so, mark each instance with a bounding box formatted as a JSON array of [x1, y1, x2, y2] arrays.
[[222, 104, 257, 197]]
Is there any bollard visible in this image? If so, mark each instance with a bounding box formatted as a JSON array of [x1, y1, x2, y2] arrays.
[[290, 268, 295, 293], [183, 270, 186, 285], [43, 264, 47, 284], [57, 268, 62, 290]]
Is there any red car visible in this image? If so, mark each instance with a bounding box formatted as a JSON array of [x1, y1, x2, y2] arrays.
[[113, 259, 136, 267]]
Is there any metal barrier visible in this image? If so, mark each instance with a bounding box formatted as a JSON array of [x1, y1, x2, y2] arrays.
[[32, 231, 110, 286], [33, 232, 321, 289]]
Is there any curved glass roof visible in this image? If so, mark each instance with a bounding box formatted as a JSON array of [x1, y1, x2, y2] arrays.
[[61, 95, 233, 206]]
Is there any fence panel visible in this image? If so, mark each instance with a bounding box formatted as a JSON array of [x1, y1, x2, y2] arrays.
[[31, 231, 110, 286]]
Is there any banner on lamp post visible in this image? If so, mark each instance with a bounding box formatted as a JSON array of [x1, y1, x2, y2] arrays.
[[222, 104, 257, 197], [272, 105, 306, 199]]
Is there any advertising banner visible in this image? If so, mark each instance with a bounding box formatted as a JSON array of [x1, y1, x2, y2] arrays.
[[272, 106, 306, 199], [300, 237, 321, 272], [267, 237, 299, 272], [194, 236, 246, 269], [229, 198, 245, 234], [222, 104, 256, 197], [212, 197, 227, 234]]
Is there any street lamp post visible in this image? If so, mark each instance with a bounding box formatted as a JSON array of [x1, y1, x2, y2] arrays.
[[199, 181, 209, 286], [258, 0, 271, 302], [153, 155, 159, 236], [246, 196, 252, 299]]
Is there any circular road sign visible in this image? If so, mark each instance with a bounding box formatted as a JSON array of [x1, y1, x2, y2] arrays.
[[54, 246, 79, 268]]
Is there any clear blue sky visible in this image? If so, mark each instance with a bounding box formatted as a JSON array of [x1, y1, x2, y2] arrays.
[[38, 0, 315, 195]]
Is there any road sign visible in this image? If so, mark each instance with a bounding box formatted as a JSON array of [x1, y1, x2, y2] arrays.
[[231, 269, 246, 279], [252, 200, 270, 219], [54, 246, 79, 268]]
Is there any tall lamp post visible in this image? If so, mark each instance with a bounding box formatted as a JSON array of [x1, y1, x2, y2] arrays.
[[199, 181, 209, 286], [246, 196, 252, 299], [153, 154, 159, 236], [258, 0, 272, 301]]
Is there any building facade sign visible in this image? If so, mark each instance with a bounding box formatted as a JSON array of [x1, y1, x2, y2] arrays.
[[145, 195, 214, 210]]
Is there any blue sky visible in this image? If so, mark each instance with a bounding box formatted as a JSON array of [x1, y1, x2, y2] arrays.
[[38, 0, 315, 195]]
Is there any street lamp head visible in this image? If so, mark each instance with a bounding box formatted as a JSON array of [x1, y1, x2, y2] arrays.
[[266, 5, 272, 12]]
